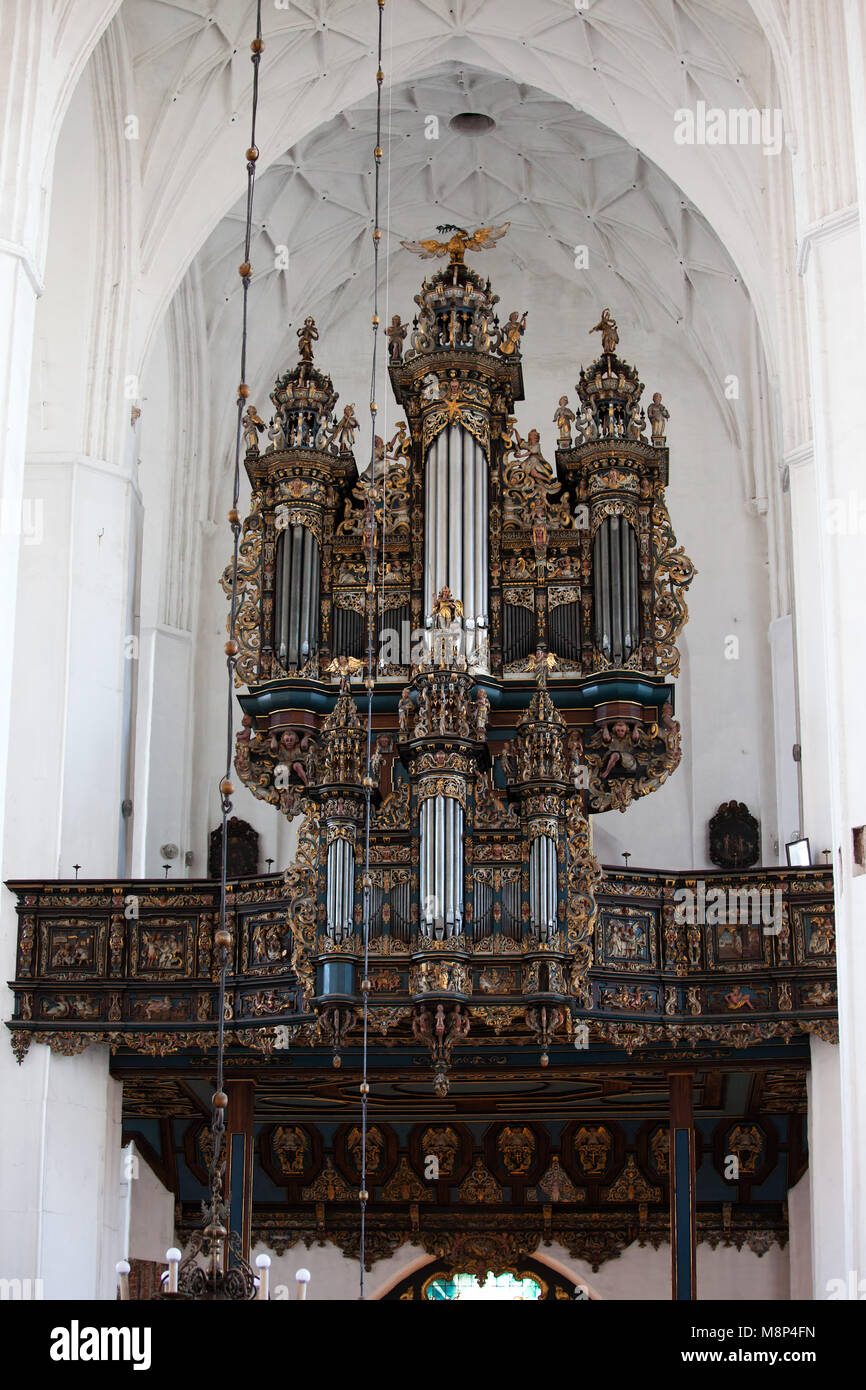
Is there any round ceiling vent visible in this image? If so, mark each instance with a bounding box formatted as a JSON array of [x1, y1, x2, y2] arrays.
[[449, 112, 496, 136]]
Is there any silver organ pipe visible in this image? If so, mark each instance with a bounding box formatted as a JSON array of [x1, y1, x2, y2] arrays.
[[444, 796, 454, 932], [621, 515, 632, 655], [530, 834, 558, 940], [449, 427, 463, 626], [342, 839, 350, 938], [547, 838, 557, 936], [598, 520, 611, 657], [419, 794, 464, 940], [434, 433, 448, 615], [275, 524, 320, 669], [629, 523, 639, 650], [461, 427, 474, 626], [299, 526, 314, 661], [288, 523, 303, 666], [593, 515, 639, 665], [309, 531, 320, 654], [610, 515, 623, 663], [424, 424, 488, 637], [434, 795, 445, 938], [326, 835, 356, 944], [428, 800, 436, 928], [474, 441, 485, 627]]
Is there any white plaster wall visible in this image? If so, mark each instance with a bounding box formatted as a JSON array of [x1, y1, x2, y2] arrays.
[[787, 1172, 813, 1301], [127, 1149, 175, 1265]]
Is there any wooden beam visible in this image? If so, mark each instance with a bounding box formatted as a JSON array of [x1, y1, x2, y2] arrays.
[[225, 1080, 256, 1262], [669, 1070, 697, 1300]]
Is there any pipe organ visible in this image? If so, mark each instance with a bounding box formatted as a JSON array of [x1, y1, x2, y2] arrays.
[[226, 224, 696, 1090]]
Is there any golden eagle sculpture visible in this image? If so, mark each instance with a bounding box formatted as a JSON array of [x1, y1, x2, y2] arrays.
[[400, 222, 510, 265]]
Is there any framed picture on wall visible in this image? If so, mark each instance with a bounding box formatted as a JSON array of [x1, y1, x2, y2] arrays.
[[785, 837, 811, 867]]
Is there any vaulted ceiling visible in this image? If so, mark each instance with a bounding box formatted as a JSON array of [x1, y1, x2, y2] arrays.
[[195, 64, 751, 477]]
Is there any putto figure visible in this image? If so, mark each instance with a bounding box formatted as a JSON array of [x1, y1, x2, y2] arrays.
[[242, 405, 266, 452], [498, 310, 527, 357], [590, 307, 619, 355], [332, 402, 360, 451], [386, 314, 408, 362], [297, 316, 318, 363]]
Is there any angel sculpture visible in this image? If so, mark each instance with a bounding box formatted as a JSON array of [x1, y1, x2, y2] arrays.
[[242, 405, 266, 453], [432, 586, 464, 626], [400, 222, 510, 266], [590, 307, 619, 355], [527, 645, 557, 688], [325, 654, 365, 692]]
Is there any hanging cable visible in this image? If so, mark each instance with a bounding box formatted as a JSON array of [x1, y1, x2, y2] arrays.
[[213, 0, 264, 1282], [378, 2, 395, 659], [359, 0, 388, 1299]]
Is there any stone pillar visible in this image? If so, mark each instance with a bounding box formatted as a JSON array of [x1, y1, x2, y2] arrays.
[[4, 457, 140, 878], [0, 1044, 124, 1300], [807, 1037, 846, 1298], [788, 0, 866, 1290]]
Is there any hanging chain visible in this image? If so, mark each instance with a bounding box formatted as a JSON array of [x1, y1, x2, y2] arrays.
[[359, 0, 388, 1298], [213, 0, 264, 1269]]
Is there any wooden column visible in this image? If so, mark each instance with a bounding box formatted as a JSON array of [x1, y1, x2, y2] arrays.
[[669, 1070, 696, 1299], [224, 1080, 256, 1263]]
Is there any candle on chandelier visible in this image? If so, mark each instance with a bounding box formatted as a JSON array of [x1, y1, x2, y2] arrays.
[[255, 1252, 271, 1300]]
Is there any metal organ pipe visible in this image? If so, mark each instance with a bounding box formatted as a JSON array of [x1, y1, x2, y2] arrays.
[[547, 838, 557, 936], [274, 523, 320, 669], [529, 835, 558, 940], [423, 425, 488, 635], [288, 524, 303, 666], [610, 515, 623, 662], [474, 442, 485, 627], [419, 795, 464, 940], [325, 836, 355, 943], [435, 433, 448, 616], [621, 516, 632, 655], [462, 428, 474, 627], [449, 427, 463, 627], [434, 795, 445, 938], [299, 526, 313, 661], [593, 516, 639, 665]]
